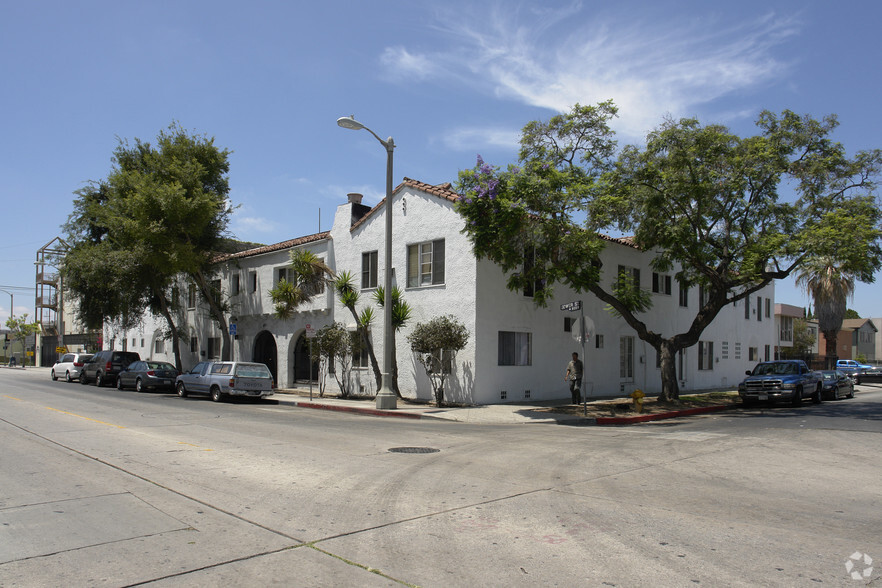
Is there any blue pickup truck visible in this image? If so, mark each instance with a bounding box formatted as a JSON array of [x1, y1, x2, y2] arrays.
[[738, 360, 823, 406]]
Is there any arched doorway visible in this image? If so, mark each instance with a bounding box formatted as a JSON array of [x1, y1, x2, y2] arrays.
[[253, 331, 278, 383], [293, 333, 319, 382]]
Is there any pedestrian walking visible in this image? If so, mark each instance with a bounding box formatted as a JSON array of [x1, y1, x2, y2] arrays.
[[564, 352, 583, 404]]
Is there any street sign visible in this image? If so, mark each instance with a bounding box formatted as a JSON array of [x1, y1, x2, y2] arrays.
[[305, 323, 316, 339], [56, 346, 67, 353], [560, 300, 582, 312], [229, 323, 237, 336]]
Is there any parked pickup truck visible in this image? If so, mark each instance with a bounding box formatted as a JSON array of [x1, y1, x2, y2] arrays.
[[175, 361, 275, 402], [834, 359, 873, 382], [738, 360, 823, 406]]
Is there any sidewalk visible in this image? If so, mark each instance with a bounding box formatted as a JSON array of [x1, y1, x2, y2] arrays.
[[272, 387, 733, 425], [4, 366, 733, 425]]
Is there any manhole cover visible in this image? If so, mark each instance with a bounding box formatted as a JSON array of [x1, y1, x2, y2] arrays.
[[388, 447, 440, 454]]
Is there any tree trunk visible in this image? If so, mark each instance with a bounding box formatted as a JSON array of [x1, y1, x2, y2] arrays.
[[154, 288, 182, 372], [824, 331, 838, 369], [657, 340, 680, 402], [193, 270, 231, 361]]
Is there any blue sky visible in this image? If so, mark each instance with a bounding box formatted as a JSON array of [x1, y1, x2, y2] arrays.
[[1, 0, 880, 324]]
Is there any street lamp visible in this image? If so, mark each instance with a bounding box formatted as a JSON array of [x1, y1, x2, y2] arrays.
[[0, 288, 12, 320], [337, 115, 397, 409]]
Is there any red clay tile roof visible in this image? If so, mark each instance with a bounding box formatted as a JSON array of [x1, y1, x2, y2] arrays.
[[213, 178, 638, 260], [215, 231, 330, 262], [349, 177, 460, 232]]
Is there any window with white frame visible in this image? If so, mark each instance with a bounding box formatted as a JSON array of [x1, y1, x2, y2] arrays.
[[277, 267, 292, 284], [407, 239, 445, 287], [498, 331, 531, 366], [231, 273, 240, 296], [652, 272, 672, 295], [744, 295, 751, 319], [617, 265, 640, 290], [678, 283, 688, 307], [698, 341, 714, 370], [154, 339, 165, 354], [748, 347, 759, 361], [361, 251, 378, 289], [756, 296, 762, 321]]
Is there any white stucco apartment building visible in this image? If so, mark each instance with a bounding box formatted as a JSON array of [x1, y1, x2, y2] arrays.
[[106, 178, 776, 404]]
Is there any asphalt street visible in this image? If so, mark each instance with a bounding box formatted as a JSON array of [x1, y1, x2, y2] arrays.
[[1, 367, 880, 587]]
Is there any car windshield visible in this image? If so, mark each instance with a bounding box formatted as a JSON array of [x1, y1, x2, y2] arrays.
[[236, 364, 271, 378], [148, 362, 174, 370], [753, 363, 797, 376]]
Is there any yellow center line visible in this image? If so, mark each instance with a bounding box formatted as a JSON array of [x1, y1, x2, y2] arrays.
[[178, 442, 213, 451], [4, 395, 23, 401], [44, 406, 126, 429]]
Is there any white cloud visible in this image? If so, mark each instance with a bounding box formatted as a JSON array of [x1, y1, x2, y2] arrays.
[[380, 46, 441, 81], [384, 4, 800, 140], [438, 127, 520, 152]]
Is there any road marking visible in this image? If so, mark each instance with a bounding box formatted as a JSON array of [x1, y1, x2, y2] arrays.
[[44, 406, 126, 429], [177, 441, 213, 451], [3, 395, 23, 401]]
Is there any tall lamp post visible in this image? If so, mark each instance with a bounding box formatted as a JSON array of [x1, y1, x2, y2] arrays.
[[0, 289, 12, 320], [337, 115, 397, 409]]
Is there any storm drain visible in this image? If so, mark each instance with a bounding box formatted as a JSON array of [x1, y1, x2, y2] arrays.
[[388, 447, 440, 454]]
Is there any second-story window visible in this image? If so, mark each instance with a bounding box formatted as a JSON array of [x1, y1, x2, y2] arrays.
[[231, 273, 240, 296], [407, 239, 445, 287], [362, 251, 378, 289], [188, 284, 197, 308]]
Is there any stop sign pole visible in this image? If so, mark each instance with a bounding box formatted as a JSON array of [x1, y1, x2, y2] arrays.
[[561, 300, 588, 415]]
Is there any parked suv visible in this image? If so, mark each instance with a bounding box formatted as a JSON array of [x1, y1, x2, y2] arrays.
[[80, 350, 141, 387], [50, 353, 94, 382]]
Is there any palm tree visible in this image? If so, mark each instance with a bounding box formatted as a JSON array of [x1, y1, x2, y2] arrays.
[[269, 250, 333, 319], [795, 258, 855, 367]]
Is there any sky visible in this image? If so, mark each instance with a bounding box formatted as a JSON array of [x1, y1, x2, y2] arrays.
[[1, 0, 881, 325]]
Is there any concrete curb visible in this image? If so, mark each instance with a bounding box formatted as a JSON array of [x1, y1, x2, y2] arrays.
[[284, 398, 424, 419], [595, 404, 730, 425]]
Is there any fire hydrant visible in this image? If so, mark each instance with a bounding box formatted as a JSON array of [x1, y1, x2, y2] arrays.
[[630, 389, 645, 413]]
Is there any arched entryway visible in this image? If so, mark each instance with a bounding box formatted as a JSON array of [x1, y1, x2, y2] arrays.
[[293, 333, 319, 382], [253, 330, 278, 383]]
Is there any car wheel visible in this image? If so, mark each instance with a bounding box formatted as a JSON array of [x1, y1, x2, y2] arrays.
[[832, 386, 840, 401], [791, 387, 802, 407], [51, 369, 57, 381], [95, 372, 104, 387], [80, 372, 89, 385], [65, 371, 73, 383], [176, 382, 188, 398], [210, 386, 224, 403], [848, 387, 855, 399], [117, 377, 124, 390], [135, 379, 143, 393], [812, 385, 822, 404]]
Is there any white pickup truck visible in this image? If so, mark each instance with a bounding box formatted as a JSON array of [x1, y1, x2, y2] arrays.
[[175, 361, 275, 402]]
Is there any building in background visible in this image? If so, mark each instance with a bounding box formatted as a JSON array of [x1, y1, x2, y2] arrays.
[[105, 179, 777, 404]]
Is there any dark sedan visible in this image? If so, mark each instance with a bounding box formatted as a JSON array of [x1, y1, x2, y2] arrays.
[[116, 361, 179, 393], [819, 370, 855, 401]]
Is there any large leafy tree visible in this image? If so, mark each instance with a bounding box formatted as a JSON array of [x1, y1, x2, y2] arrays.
[[796, 258, 855, 365], [456, 103, 882, 401], [5, 314, 40, 366], [63, 124, 233, 369]]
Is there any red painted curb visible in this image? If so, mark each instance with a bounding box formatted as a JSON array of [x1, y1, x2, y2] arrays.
[[292, 400, 423, 419], [595, 404, 729, 425]]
